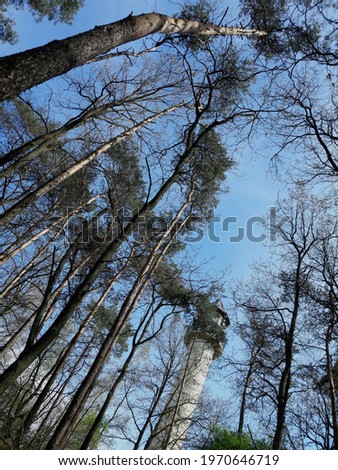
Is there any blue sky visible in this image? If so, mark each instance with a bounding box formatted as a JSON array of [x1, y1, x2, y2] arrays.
[[1, 0, 285, 278]]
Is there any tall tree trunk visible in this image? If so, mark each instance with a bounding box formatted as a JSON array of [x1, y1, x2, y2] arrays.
[[0, 208, 55, 264], [45, 192, 193, 449], [325, 298, 338, 450], [0, 224, 64, 300], [0, 13, 265, 101], [24, 208, 113, 347], [0, 196, 99, 264], [32, 345, 90, 449], [238, 358, 255, 435], [272, 257, 302, 450]]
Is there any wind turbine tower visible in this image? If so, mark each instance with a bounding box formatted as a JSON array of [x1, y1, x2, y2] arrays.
[[145, 300, 230, 450]]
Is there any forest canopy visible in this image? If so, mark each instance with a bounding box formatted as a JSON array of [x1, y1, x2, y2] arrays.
[[1, 0, 85, 43]]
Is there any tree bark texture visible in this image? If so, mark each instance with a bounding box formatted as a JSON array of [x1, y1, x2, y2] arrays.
[[0, 13, 265, 101]]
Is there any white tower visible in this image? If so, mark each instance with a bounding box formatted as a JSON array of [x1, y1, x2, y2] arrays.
[[145, 300, 230, 450]]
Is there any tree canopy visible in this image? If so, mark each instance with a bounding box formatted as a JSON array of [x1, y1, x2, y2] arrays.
[[1, 0, 85, 44]]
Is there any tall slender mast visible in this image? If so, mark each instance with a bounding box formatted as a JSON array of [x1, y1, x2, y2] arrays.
[[145, 300, 230, 450]]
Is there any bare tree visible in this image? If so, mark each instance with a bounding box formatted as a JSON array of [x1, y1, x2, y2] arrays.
[[232, 188, 337, 449]]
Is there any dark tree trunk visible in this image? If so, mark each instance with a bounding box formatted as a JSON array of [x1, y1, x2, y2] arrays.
[[0, 14, 165, 100], [272, 258, 302, 450], [0, 13, 264, 101], [325, 300, 338, 450], [237, 356, 257, 435]]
